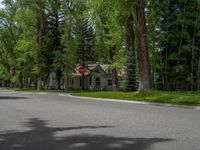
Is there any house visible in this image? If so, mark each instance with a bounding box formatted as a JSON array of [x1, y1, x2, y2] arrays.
[[48, 63, 125, 90], [68, 63, 125, 90]]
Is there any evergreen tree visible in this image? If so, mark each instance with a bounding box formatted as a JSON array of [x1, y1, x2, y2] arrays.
[[1, 0, 200, 92], [74, 19, 95, 64], [123, 14, 137, 91], [147, 0, 200, 91], [125, 50, 137, 91], [74, 19, 95, 90], [46, 0, 64, 89]]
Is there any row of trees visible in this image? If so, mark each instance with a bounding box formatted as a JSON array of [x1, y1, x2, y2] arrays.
[[148, 0, 200, 91], [0, 0, 200, 91], [0, 0, 95, 90]]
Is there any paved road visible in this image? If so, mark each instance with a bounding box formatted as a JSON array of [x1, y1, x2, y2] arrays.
[[0, 90, 200, 150]]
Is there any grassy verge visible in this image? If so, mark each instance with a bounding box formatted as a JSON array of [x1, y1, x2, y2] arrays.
[[1, 87, 200, 106], [71, 91, 200, 106]]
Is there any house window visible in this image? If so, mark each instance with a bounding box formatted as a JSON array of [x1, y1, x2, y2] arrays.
[[108, 79, 112, 86], [89, 78, 92, 86], [95, 77, 100, 86]]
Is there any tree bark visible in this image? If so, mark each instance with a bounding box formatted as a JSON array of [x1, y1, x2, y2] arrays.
[[36, 6, 45, 91], [112, 69, 119, 91], [124, 14, 137, 91], [191, 2, 199, 91], [124, 15, 135, 53], [197, 58, 200, 91], [37, 74, 42, 91], [135, 0, 151, 91], [63, 75, 69, 90], [56, 70, 62, 90]]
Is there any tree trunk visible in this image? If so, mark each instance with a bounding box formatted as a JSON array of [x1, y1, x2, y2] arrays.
[[36, 3, 45, 91], [20, 75, 24, 89], [112, 69, 119, 91], [56, 70, 62, 90], [55, 0, 62, 90], [124, 15, 135, 54], [197, 58, 200, 91], [63, 75, 69, 90], [109, 46, 119, 91], [37, 74, 42, 91], [124, 14, 137, 91], [191, 2, 199, 91], [159, 50, 165, 90], [135, 0, 151, 91]]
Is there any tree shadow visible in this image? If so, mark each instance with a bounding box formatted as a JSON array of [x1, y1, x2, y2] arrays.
[[0, 118, 173, 150], [0, 96, 28, 100]]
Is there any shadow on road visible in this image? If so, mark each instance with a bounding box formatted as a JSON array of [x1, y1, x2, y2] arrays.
[[0, 118, 173, 150], [0, 96, 28, 100]]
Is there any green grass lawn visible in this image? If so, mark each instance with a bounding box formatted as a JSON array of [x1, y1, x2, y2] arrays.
[[1, 87, 200, 106], [71, 91, 200, 106]]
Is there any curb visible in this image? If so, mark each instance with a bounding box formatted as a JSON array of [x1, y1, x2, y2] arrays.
[[65, 94, 200, 111]]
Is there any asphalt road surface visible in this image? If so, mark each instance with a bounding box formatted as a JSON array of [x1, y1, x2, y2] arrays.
[[0, 90, 200, 150]]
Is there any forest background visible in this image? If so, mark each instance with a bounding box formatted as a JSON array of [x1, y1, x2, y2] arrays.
[[0, 0, 200, 92]]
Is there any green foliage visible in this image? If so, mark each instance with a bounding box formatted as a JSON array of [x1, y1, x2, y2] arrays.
[[0, 0, 200, 92], [125, 51, 137, 91], [88, 0, 125, 64], [147, 0, 200, 91], [72, 91, 200, 106], [61, 34, 77, 76], [74, 19, 95, 64], [0, 64, 10, 81]]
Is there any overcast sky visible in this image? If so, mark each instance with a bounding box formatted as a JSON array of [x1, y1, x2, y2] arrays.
[[0, 0, 3, 9]]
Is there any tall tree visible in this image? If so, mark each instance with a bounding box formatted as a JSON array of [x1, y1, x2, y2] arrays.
[[74, 19, 95, 90], [16, 0, 48, 90], [0, 0, 19, 87], [135, 0, 151, 91], [46, 0, 64, 89], [89, 0, 125, 91], [147, 0, 200, 91]]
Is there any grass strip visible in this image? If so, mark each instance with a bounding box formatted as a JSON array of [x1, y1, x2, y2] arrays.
[[71, 91, 200, 106]]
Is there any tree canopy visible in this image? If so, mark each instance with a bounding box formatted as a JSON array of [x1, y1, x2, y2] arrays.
[[0, 0, 199, 92]]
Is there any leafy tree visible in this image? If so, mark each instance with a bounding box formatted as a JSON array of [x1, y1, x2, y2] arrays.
[[89, 0, 126, 91], [1, 0, 200, 92], [147, 0, 200, 91], [0, 0, 20, 87], [45, 0, 65, 89]]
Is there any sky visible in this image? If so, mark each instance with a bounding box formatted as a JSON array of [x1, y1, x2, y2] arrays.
[[0, 0, 3, 9]]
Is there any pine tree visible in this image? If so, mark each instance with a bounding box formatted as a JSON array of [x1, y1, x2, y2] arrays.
[[74, 19, 95, 89], [124, 14, 137, 91], [46, 0, 64, 89], [125, 50, 137, 91], [74, 19, 95, 64]]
